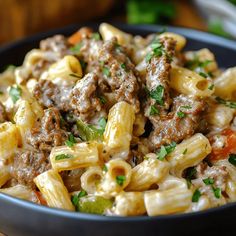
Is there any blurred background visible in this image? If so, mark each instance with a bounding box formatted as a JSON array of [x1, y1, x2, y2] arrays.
[[0, 0, 236, 45]]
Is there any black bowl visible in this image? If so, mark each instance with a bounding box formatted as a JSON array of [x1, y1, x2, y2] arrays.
[[0, 23, 236, 236]]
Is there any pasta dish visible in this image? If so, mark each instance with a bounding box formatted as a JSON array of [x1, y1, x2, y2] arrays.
[[0, 23, 236, 216]]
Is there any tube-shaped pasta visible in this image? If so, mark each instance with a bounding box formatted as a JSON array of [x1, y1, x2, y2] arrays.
[[133, 113, 146, 137], [0, 122, 20, 160], [0, 164, 10, 187], [144, 186, 192, 216], [112, 192, 146, 216], [50, 142, 100, 172], [41, 55, 82, 86], [14, 100, 36, 145], [126, 154, 170, 191], [103, 101, 135, 160], [81, 166, 103, 194], [166, 133, 212, 177], [206, 104, 235, 128], [99, 159, 131, 196], [214, 67, 236, 100], [159, 32, 186, 51], [170, 66, 214, 97], [34, 169, 75, 211], [99, 23, 132, 45], [0, 185, 38, 202]]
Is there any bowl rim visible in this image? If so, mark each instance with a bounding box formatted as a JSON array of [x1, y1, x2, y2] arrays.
[[1, 22, 236, 221]]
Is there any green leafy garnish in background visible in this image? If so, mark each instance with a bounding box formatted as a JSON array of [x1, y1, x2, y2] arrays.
[[208, 19, 232, 39], [127, 0, 176, 24], [9, 85, 22, 103]]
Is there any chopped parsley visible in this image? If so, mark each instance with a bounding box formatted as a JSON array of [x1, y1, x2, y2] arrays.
[[149, 85, 164, 105], [65, 133, 77, 147], [208, 84, 214, 90], [70, 42, 83, 54], [212, 187, 221, 199], [145, 39, 168, 62], [185, 57, 212, 70], [228, 154, 236, 166], [69, 73, 82, 79], [203, 178, 214, 185], [149, 105, 159, 116], [102, 67, 110, 77], [192, 189, 201, 202], [185, 167, 197, 188], [121, 63, 127, 71], [55, 154, 74, 161], [215, 97, 236, 109], [180, 105, 192, 109], [198, 71, 208, 78], [116, 175, 126, 186], [91, 33, 101, 40], [183, 148, 188, 155], [157, 141, 176, 160], [98, 117, 107, 132], [103, 165, 108, 172], [9, 85, 22, 103], [71, 190, 88, 210], [177, 111, 186, 118], [98, 96, 107, 105]]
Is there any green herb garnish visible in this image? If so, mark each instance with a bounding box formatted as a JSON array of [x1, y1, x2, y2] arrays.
[[65, 133, 77, 147], [9, 85, 22, 103], [208, 84, 214, 90], [71, 190, 88, 210], [157, 141, 176, 160], [91, 33, 101, 40], [215, 97, 236, 109], [103, 67, 110, 77], [183, 148, 188, 155], [103, 165, 108, 172], [192, 189, 201, 202], [203, 178, 214, 185], [198, 72, 208, 78], [212, 187, 221, 199], [185, 167, 197, 188], [121, 63, 127, 71], [149, 105, 159, 116], [228, 154, 236, 166], [116, 175, 126, 186], [149, 85, 164, 105], [70, 42, 83, 54], [145, 39, 166, 62], [55, 154, 74, 161], [180, 105, 192, 109], [98, 96, 107, 105], [177, 111, 186, 118]]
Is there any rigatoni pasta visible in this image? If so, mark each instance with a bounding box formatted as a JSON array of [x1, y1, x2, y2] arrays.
[[0, 23, 236, 217]]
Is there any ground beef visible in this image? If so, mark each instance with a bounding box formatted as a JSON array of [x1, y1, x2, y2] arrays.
[[0, 102, 7, 123], [192, 162, 228, 206], [33, 79, 72, 112], [40, 35, 70, 57], [145, 37, 176, 113], [98, 37, 140, 112], [12, 150, 50, 189], [70, 72, 102, 121], [149, 95, 207, 149], [26, 107, 68, 153]]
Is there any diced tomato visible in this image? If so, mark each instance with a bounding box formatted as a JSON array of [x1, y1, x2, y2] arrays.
[[209, 129, 236, 161], [68, 27, 92, 45]]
